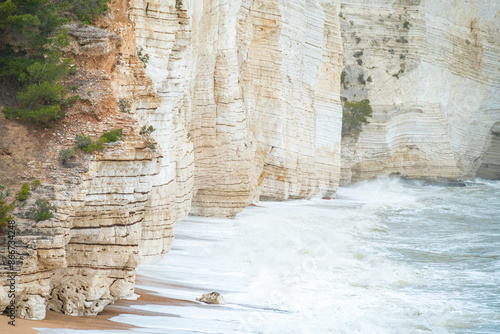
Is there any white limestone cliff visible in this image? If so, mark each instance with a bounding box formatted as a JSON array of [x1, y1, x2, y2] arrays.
[[1, 0, 498, 321], [339, 0, 500, 183], [0, 0, 342, 319], [130, 0, 343, 216]]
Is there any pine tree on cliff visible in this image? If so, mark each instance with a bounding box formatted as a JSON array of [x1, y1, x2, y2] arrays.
[[0, 0, 109, 127]]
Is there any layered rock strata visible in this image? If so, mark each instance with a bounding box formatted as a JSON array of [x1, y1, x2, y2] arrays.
[[0, 0, 190, 319], [2, 0, 498, 321], [339, 0, 500, 183], [1, 0, 342, 319], [130, 0, 343, 216]]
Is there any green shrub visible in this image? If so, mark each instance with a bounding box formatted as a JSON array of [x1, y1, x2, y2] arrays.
[[0, 1, 69, 57], [69, 0, 110, 24], [119, 99, 130, 113], [367, 76, 372, 83], [75, 133, 93, 149], [87, 142, 104, 151], [15, 183, 30, 201], [2, 73, 79, 127], [342, 99, 373, 137], [396, 36, 408, 43], [33, 198, 56, 222], [340, 70, 346, 84], [75, 133, 104, 152], [0, 0, 107, 127], [58, 147, 76, 166], [357, 74, 366, 85], [0, 46, 76, 128], [392, 68, 405, 79], [136, 47, 149, 68], [356, 58, 363, 66], [403, 21, 410, 29], [99, 129, 123, 143], [175, 0, 183, 10], [0, 184, 14, 232], [353, 51, 363, 58], [0, 199, 14, 232], [75, 130, 123, 153], [69, 64, 78, 75], [31, 179, 41, 188], [0, 184, 11, 200], [140, 125, 155, 136]]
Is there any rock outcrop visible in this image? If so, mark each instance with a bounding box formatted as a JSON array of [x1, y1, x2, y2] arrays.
[[0, 0, 342, 319], [0, 0, 498, 321], [196, 292, 226, 305], [339, 0, 500, 183], [130, 0, 343, 216]]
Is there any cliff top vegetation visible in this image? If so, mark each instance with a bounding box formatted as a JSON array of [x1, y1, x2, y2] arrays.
[[0, 0, 109, 127]]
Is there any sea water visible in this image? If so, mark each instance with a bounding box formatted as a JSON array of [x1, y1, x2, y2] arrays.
[[38, 178, 500, 334]]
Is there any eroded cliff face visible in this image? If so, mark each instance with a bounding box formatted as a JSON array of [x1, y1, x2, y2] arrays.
[[339, 0, 500, 183], [0, 0, 342, 319], [130, 0, 343, 216], [1, 0, 498, 321], [0, 0, 191, 319]]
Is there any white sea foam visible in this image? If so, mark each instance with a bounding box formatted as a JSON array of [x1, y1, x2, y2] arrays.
[[37, 178, 500, 334]]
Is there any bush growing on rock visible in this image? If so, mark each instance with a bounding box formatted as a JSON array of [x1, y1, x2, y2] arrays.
[[74, 130, 123, 153], [76, 133, 93, 150], [58, 147, 76, 166], [119, 99, 131, 113], [99, 129, 123, 143], [32, 198, 56, 222], [15, 183, 30, 201], [136, 47, 149, 68], [140, 125, 155, 136], [0, 184, 11, 200], [0, 185, 14, 234], [358, 74, 366, 85], [342, 99, 373, 137], [0, 199, 14, 232], [75, 133, 104, 152]]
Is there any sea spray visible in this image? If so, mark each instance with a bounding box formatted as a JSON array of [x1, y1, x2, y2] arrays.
[[38, 178, 500, 334]]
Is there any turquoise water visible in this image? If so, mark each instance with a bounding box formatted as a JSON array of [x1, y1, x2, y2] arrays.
[[38, 178, 500, 334]]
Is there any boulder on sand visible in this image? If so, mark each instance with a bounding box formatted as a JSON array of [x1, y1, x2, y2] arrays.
[[196, 292, 225, 305]]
